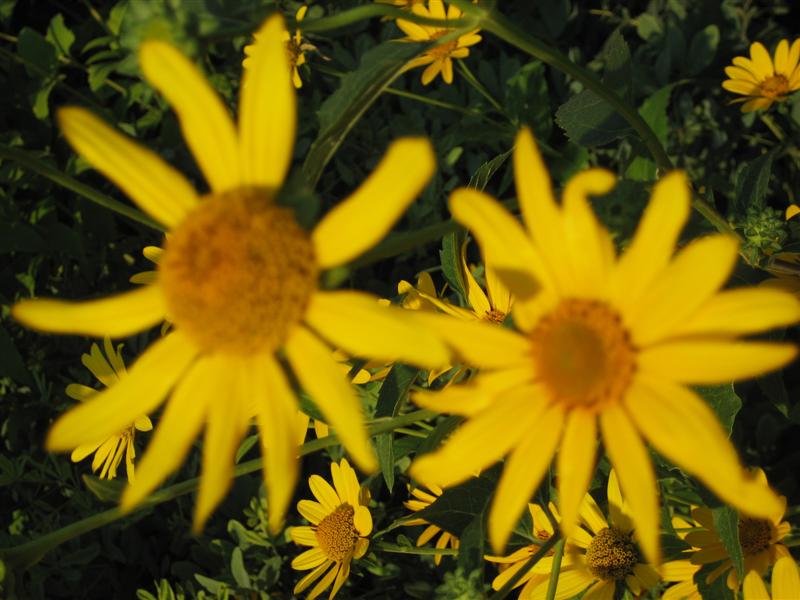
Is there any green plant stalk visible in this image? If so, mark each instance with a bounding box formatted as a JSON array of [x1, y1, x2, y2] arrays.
[[544, 539, 565, 600], [0, 144, 164, 232], [489, 533, 560, 600], [0, 409, 437, 571], [456, 60, 505, 115], [352, 219, 460, 267], [373, 542, 458, 556]]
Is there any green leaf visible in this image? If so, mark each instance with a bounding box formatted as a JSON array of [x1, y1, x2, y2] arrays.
[[636, 13, 663, 41], [468, 149, 513, 192], [194, 574, 226, 594], [505, 61, 551, 139], [375, 365, 419, 492], [734, 152, 774, 214], [301, 41, 428, 187], [415, 415, 462, 457], [230, 547, 251, 588], [17, 27, 57, 75], [46, 14, 75, 57], [81, 475, 124, 503], [457, 512, 486, 572], [602, 30, 633, 98], [686, 25, 720, 76], [712, 506, 744, 581], [439, 231, 467, 302], [0, 323, 33, 385], [625, 85, 672, 181], [234, 434, 258, 464], [695, 384, 742, 434]]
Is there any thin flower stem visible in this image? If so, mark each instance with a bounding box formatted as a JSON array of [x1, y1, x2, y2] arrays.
[[544, 539, 565, 600], [0, 144, 164, 232], [351, 219, 461, 267], [456, 60, 506, 115], [489, 533, 560, 600], [373, 542, 458, 556]]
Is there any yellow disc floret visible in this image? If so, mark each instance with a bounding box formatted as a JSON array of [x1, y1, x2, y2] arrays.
[[530, 299, 635, 409], [585, 526, 639, 581], [159, 188, 317, 354], [315, 504, 358, 562]]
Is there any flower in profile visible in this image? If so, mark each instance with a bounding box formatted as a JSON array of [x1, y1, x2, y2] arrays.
[[244, 6, 314, 89], [722, 39, 800, 112], [396, 0, 481, 85], [12, 14, 449, 533], [403, 484, 459, 565], [67, 338, 152, 482], [290, 459, 372, 600], [409, 127, 800, 563], [684, 469, 791, 590], [744, 555, 800, 599]]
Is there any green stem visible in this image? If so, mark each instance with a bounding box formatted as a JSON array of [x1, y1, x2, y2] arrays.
[[299, 5, 476, 35], [456, 60, 505, 115], [544, 539, 565, 600], [373, 542, 458, 556], [0, 144, 164, 232], [352, 219, 460, 267], [489, 533, 560, 600]]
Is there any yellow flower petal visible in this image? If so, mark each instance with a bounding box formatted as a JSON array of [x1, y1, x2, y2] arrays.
[[285, 326, 377, 473], [120, 355, 217, 510], [579, 490, 609, 535], [583, 580, 615, 600], [722, 79, 761, 95], [13, 284, 166, 339], [308, 562, 339, 600], [304, 291, 449, 368], [772, 555, 800, 599], [489, 402, 564, 553], [330, 561, 351, 599], [292, 547, 328, 570], [239, 14, 295, 189], [139, 40, 240, 191], [47, 332, 198, 451], [309, 474, 341, 512], [749, 42, 774, 78], [742, 97, 774, 112], [354, 505, 372, 536], [743, 569, 770, 600], [312, 138, 435, 268], [290, 525, 318, 547], [57, 107, 197, 228], [298, 499, 327, 525], [461, 242, 491, 315], [556, 408, 597, 542], [725, 65, 759, 83], [774, 39, 790, 75], [638, 340, 797, 384], [600, 406, 660, 565]]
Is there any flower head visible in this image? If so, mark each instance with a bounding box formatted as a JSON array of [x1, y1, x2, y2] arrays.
[[409, 127, 800, 563], [67, 338, 152, 482], [723, 39, 800, 112], [403, 484, 459, 566], [12, 14, 448, 533], [396, 0, 481, 85], [290, 459, 372, 600], [743, 555, 800, 599]]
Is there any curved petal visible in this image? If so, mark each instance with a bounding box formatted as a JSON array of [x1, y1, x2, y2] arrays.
[[57, 107, 197, 228], [120, 354, 220, 510], [489, 402, 564, 553], [722, 79, 761, 95], [285, 326, 376, 472], [774, 39, 790, 75], [638, 340, 797, 384], [772, 555, 800, 599], [583, 580, 615, 600], [354, 505, 372, 536], [330, 560, 351, 599], [239, 14, 295, 189], [630, 234, 739, 345], [290, 525, 318, 547], [312, 138, 435, 268], [292, 547, 328, 570], [556, 408, 597, 543], [308, 561, 339, 600], [513, 129, 558, 244], [449, 187, 546, 301], [304, 291, 448, 368], [742, 569, 769, 599], [749, 42, 774, 77], [298, 499, 327, 525], [309, 474, 340, 512], [47, 332, 198, 451], [625, 375, 784, 519], [724, 65, 759, 83], [600, 406, 660, 565], [13, 285, 166, 338]]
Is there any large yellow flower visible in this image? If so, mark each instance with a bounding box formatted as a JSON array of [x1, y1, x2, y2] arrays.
[[722, 39, 800, 112], [744, 555, 800, 599], [396, 0, 481, 85], [67, 338, 152, 483], [12, 14, 450, 533], [409, 128, 800, 564], [289, 459, 372, 600]]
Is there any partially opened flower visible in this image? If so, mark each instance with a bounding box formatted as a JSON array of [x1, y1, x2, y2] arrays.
[[290, 459, 372, 600], [744, 555, 800, 599], [67, 338, 152, 483], [12, 14, 449, 533], [396, 0, 481, 85], [723, 39, 800, 112], [244, 6, 314, 89], [409, 127, 800, 563], [403, 484, 459, 566]]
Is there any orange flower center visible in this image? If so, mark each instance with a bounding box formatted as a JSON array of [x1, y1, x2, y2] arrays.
[[530, 299, 635, 409], [484, 308, 506, 324], [586, 526, 639, 581], [738, 518, 773, 556], [316, 504, 358, 562], [159, 188, 317, 354], [759, 74, 789, 98]]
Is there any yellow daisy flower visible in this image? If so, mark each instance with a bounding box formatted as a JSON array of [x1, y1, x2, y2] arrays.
[[396, 0, 481, 85], [403, 484, 459, 566], [408, 127, 800, 563], [67, 338, 152, 483], [289, 458, 372, 600], [722, 39, 800, 112], [244, 6, 313, 89], [12, 14, 450, 533], [684, 470, 791, 590], [744, 555, 800, 600]]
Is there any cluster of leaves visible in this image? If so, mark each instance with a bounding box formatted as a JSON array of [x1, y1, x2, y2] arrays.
[[1, 0, 800, 598]]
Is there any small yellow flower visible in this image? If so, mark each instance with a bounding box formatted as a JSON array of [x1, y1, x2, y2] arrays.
[[67, 338, 152, 483], [722, 39, 800, 112], [290, 459, 372, 600], [396, 0, 481, 85], [244, 6, 313, 89], [763, 205, 800, 295], [12, 14, 449, 534], [408, 127, 800, 563], [743, 555, 800, 599], [403, 484, 459, 566]]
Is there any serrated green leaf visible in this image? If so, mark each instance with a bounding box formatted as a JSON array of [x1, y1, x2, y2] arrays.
[[81, 475, 124, 503], [686, 25, 719, 76], [467, 149, 512, 192], [301, 41, 428, 187], [603, 30, 632, 98], [734, 152, 774, 214], [712, 506, 744, 581], [230, 547, 251, 588], [695, 384, 742, 434], [440, 231, 467, 302], [375, 365, 419, 492], [46, 14, 75, 57]]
